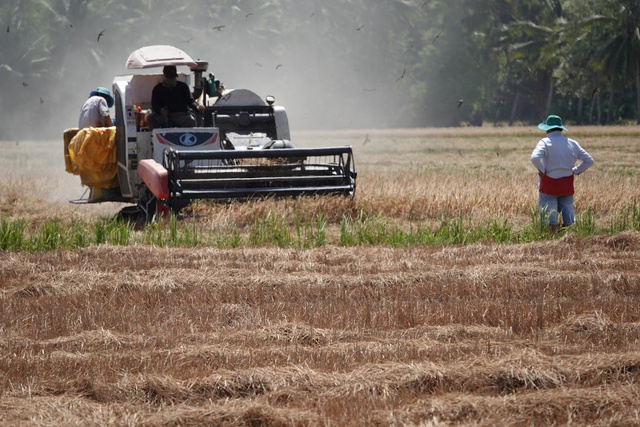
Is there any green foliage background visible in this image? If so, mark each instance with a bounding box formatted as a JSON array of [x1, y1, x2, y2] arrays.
[[1, 0, 638, 139]]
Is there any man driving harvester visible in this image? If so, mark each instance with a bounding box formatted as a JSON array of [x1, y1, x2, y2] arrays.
[[148, 65, 205, 129]]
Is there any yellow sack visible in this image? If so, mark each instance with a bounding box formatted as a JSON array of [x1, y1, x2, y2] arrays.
[[63, 128, 80, 175], [68, 126, 119, 188]]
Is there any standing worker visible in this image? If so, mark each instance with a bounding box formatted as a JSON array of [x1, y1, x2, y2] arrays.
[[79, 87, 114, 128], [531, 115, 594, 233]]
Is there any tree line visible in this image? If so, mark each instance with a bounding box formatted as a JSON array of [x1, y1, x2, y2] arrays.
[[0, 0, 638, 139]]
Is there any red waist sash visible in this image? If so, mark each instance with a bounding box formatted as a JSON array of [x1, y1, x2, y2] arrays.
[[540, 174, 574, 196]]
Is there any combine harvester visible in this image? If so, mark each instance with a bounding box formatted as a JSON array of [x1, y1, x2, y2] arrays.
[[64, 45, 356, 220]]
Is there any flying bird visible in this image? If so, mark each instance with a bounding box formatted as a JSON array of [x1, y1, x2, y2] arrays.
[[6, 26, 9, 33], [395, 68, 406, 82], [97, 29, 105, 42], [591, 85, 600, 99], [22, 82, 28, 87], [255, 63, 263, 67], [457, 99, 463, 108], [432, 30, 443, 43], [245, 13, 253, 19], [363, 133, 371, 145], [0, 64, 21, 76], [40, 97, 44, 104], [275, 64, 283, 70], [357, 25, 365, 31], [212, 25, 225, 31]]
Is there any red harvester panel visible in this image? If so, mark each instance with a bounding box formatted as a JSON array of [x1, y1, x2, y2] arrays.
[[137, 159, 169, 199]]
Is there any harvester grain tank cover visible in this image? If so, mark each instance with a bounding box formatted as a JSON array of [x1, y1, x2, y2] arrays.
[[215, 89, 266, 107], [125, 45, 197, 69]]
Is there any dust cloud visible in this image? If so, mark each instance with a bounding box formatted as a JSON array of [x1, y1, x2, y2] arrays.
[[0, 1, 419, 140]]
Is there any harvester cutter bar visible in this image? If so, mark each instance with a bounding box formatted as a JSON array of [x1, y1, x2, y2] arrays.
[[163, 146, 356, 202]]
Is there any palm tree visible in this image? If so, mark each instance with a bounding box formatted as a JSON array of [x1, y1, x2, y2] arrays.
[[593, 1, 640, 123], [497, 4, 568, 120]]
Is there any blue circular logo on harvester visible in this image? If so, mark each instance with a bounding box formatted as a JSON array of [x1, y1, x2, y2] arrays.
[[180, 133, 198, 146], [156, 131, 219, 147]]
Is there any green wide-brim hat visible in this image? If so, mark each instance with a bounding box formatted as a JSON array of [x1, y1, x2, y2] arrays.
[[89, 87, 114, 108], [538, 114, 567, 132]]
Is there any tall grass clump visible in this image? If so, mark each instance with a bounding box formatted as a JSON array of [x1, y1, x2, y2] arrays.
[[92, 216, 130, 246], [248, 211, 291, 247], [339, 211, 392, 246], [213, 227, 243, 248], [385, 222, 436, 246], [179, 217, 204, 247], [435, 216, 471, 245], [142, 217, 167, 247], [575, 207, 597, 237], [139, 214, 218, 247], [29, 219, 66, 251], [106, 217, 131, 245], [166, 214, 190, 247], [608, 201, 640, 233], [93, 218, 107, 245], [634, 201, 640, 230], [293, 211, 327, 248], [517, 208, 552, 243], [71, 220, 87, 248], [485, 219, 512, 243], [339, 212, 452, 246], [0, 216, 26, 250]]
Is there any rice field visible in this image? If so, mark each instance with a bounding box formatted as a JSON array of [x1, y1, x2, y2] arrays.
[[1, 126, 639, 425]]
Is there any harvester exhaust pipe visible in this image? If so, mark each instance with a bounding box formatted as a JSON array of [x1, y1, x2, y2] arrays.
[[190, 61, 209, 100]]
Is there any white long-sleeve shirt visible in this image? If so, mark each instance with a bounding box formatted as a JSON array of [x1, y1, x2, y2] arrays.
[[530, 131, 594, 178]]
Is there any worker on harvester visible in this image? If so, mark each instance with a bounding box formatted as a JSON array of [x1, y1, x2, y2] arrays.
[[70, 86, 121, 201], [79, 87, 114, 128], [148, 65, 205, 130]]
